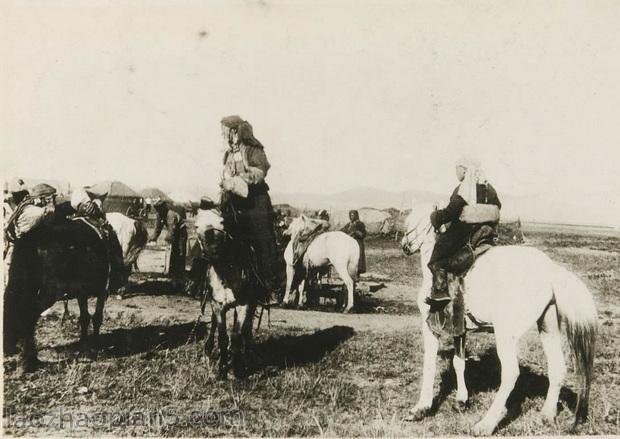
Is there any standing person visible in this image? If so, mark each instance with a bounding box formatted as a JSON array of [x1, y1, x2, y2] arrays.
[[152, 201, 187, 280], [4, 184, 57, 286], [341, 210, 367, 274], [426, 155, 501, 305], [219, 115, 279, 305]]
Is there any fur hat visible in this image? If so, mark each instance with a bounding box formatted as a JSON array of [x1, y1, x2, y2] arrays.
[[220, 115, 244, 129], [30, 183, 56, 198]]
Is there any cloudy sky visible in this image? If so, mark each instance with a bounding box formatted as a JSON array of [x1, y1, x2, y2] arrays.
[[2, 1, 619, 220]]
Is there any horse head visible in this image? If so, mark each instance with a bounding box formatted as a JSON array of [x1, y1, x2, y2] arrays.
[[401, 204, 436, 256], [284, 214, 307, 240], [285, 214, 325, 243], [194, 208, 228, 261]]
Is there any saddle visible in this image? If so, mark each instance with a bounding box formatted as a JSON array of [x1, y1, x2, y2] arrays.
[[292, 221, 328, 267], [427, 225, 496, 338]]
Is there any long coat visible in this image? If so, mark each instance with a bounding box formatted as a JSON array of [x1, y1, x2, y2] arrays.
[[429, 182, 501, 266], [220, 142, 279, 295], [154, 205, 187, 279], [341, 219, 367, 274]]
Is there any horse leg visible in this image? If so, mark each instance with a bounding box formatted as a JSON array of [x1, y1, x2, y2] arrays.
[[231, 305, 252, 378], [242, 303, 256, 345], [232, 303, 255, 378], [77, 296, 91, 352], [408, 318, 440, 420], [205, 309, 217, 357], [91, 292, 107, 351], [472, 331, 519, 436], [217, 305, 230, 379], [297, 278, 306, 308], [538, 304, 566, 423], [283, 263, 295, 304], [17, 312, 41, 375], [453, 334, 469, 409], [333, 261, 355, 313]]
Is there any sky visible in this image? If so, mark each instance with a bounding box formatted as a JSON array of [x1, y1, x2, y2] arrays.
[[2, 1, 619, 221]]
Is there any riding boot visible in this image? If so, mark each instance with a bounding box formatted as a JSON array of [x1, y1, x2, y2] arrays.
[[427, 262, 451, 304]]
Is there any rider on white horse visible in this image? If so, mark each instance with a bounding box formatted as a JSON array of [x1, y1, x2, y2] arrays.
[[427, 156, 501, 304]]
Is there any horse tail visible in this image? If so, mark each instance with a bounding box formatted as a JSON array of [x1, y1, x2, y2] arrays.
[[125, 220, 148, 265], [551, 264, 597, 426], [134, 220, 149, 249]]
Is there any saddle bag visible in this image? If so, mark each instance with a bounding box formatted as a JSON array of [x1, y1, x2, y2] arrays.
[[459, 204, 499, 224], [445, 225, 496, 275]]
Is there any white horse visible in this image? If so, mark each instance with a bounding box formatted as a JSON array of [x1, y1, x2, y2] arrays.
[[400, 206, 597, 435], [106, 213, 149, 270], [282, 215, 360, 313]]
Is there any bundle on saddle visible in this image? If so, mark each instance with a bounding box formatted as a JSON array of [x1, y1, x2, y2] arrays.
[[291, 217, 329, 270], [427, 204, 499, 338]]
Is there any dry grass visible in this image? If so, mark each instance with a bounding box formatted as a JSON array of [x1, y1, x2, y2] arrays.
[[3, 228, 619, 436]]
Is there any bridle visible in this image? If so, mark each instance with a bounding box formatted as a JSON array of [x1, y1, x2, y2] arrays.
[[403, 216, 433, 253]]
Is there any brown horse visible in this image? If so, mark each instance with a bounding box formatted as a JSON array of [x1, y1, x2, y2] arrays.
[[4, 215, 120, 375]]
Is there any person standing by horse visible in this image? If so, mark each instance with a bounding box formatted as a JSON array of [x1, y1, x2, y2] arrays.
[[427, 155, 501, 304], [341, 209, 367, 275], [219, 115, 280, 306], [152, 200, 188, 280], [4, 183, 58, 286]]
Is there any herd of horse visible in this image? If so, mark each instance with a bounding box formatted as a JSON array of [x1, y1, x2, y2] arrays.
[[3, 203, 598, 435]]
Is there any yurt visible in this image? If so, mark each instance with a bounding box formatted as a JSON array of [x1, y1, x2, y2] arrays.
[[87, 181, 143, 214], [330, 207, 393, 235]]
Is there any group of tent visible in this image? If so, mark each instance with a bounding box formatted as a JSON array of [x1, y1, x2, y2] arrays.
[[5, 178, 200, 214]]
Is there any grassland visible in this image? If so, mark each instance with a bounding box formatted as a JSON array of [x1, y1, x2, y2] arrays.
[[3, 227, 619, 436]]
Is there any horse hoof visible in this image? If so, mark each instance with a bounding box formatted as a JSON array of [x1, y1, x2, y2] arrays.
[[404, 407, 431, 422], [342, 307, 353, 314], [16, 358, 42, 376], [472, 420, 496, 436], [541, 412, 557, 426], [452, 400, 469, 412]]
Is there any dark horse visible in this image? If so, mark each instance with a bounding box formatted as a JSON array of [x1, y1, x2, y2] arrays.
[[189, 209, 262, 379], [4, 214, 118, 375]]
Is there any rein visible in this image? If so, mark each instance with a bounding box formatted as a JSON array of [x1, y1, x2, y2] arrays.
[[404, 217, 433, 243]]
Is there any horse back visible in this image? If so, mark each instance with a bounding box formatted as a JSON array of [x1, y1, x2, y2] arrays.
[[464, 245, 555, 325], [306, 231, 359, 265], [10, 218, 110, 299]]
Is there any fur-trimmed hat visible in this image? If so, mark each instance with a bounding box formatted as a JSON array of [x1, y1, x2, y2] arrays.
[[220, 115, 244, 129], [30, 183, 56, 198]]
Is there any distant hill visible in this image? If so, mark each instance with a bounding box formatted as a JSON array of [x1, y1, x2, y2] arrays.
[[272, 186, 619, 227], [271, 186, 439, 211]]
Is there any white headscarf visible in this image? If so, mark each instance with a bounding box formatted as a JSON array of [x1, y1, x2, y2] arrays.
[[455, 155, 486, 205]]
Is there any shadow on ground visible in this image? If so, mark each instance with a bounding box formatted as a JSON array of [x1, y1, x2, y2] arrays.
[[47, 321, 207, 359], [247, 325, 355, 375], [45, 322, 354, 376], [433, 347, 578, 429]]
